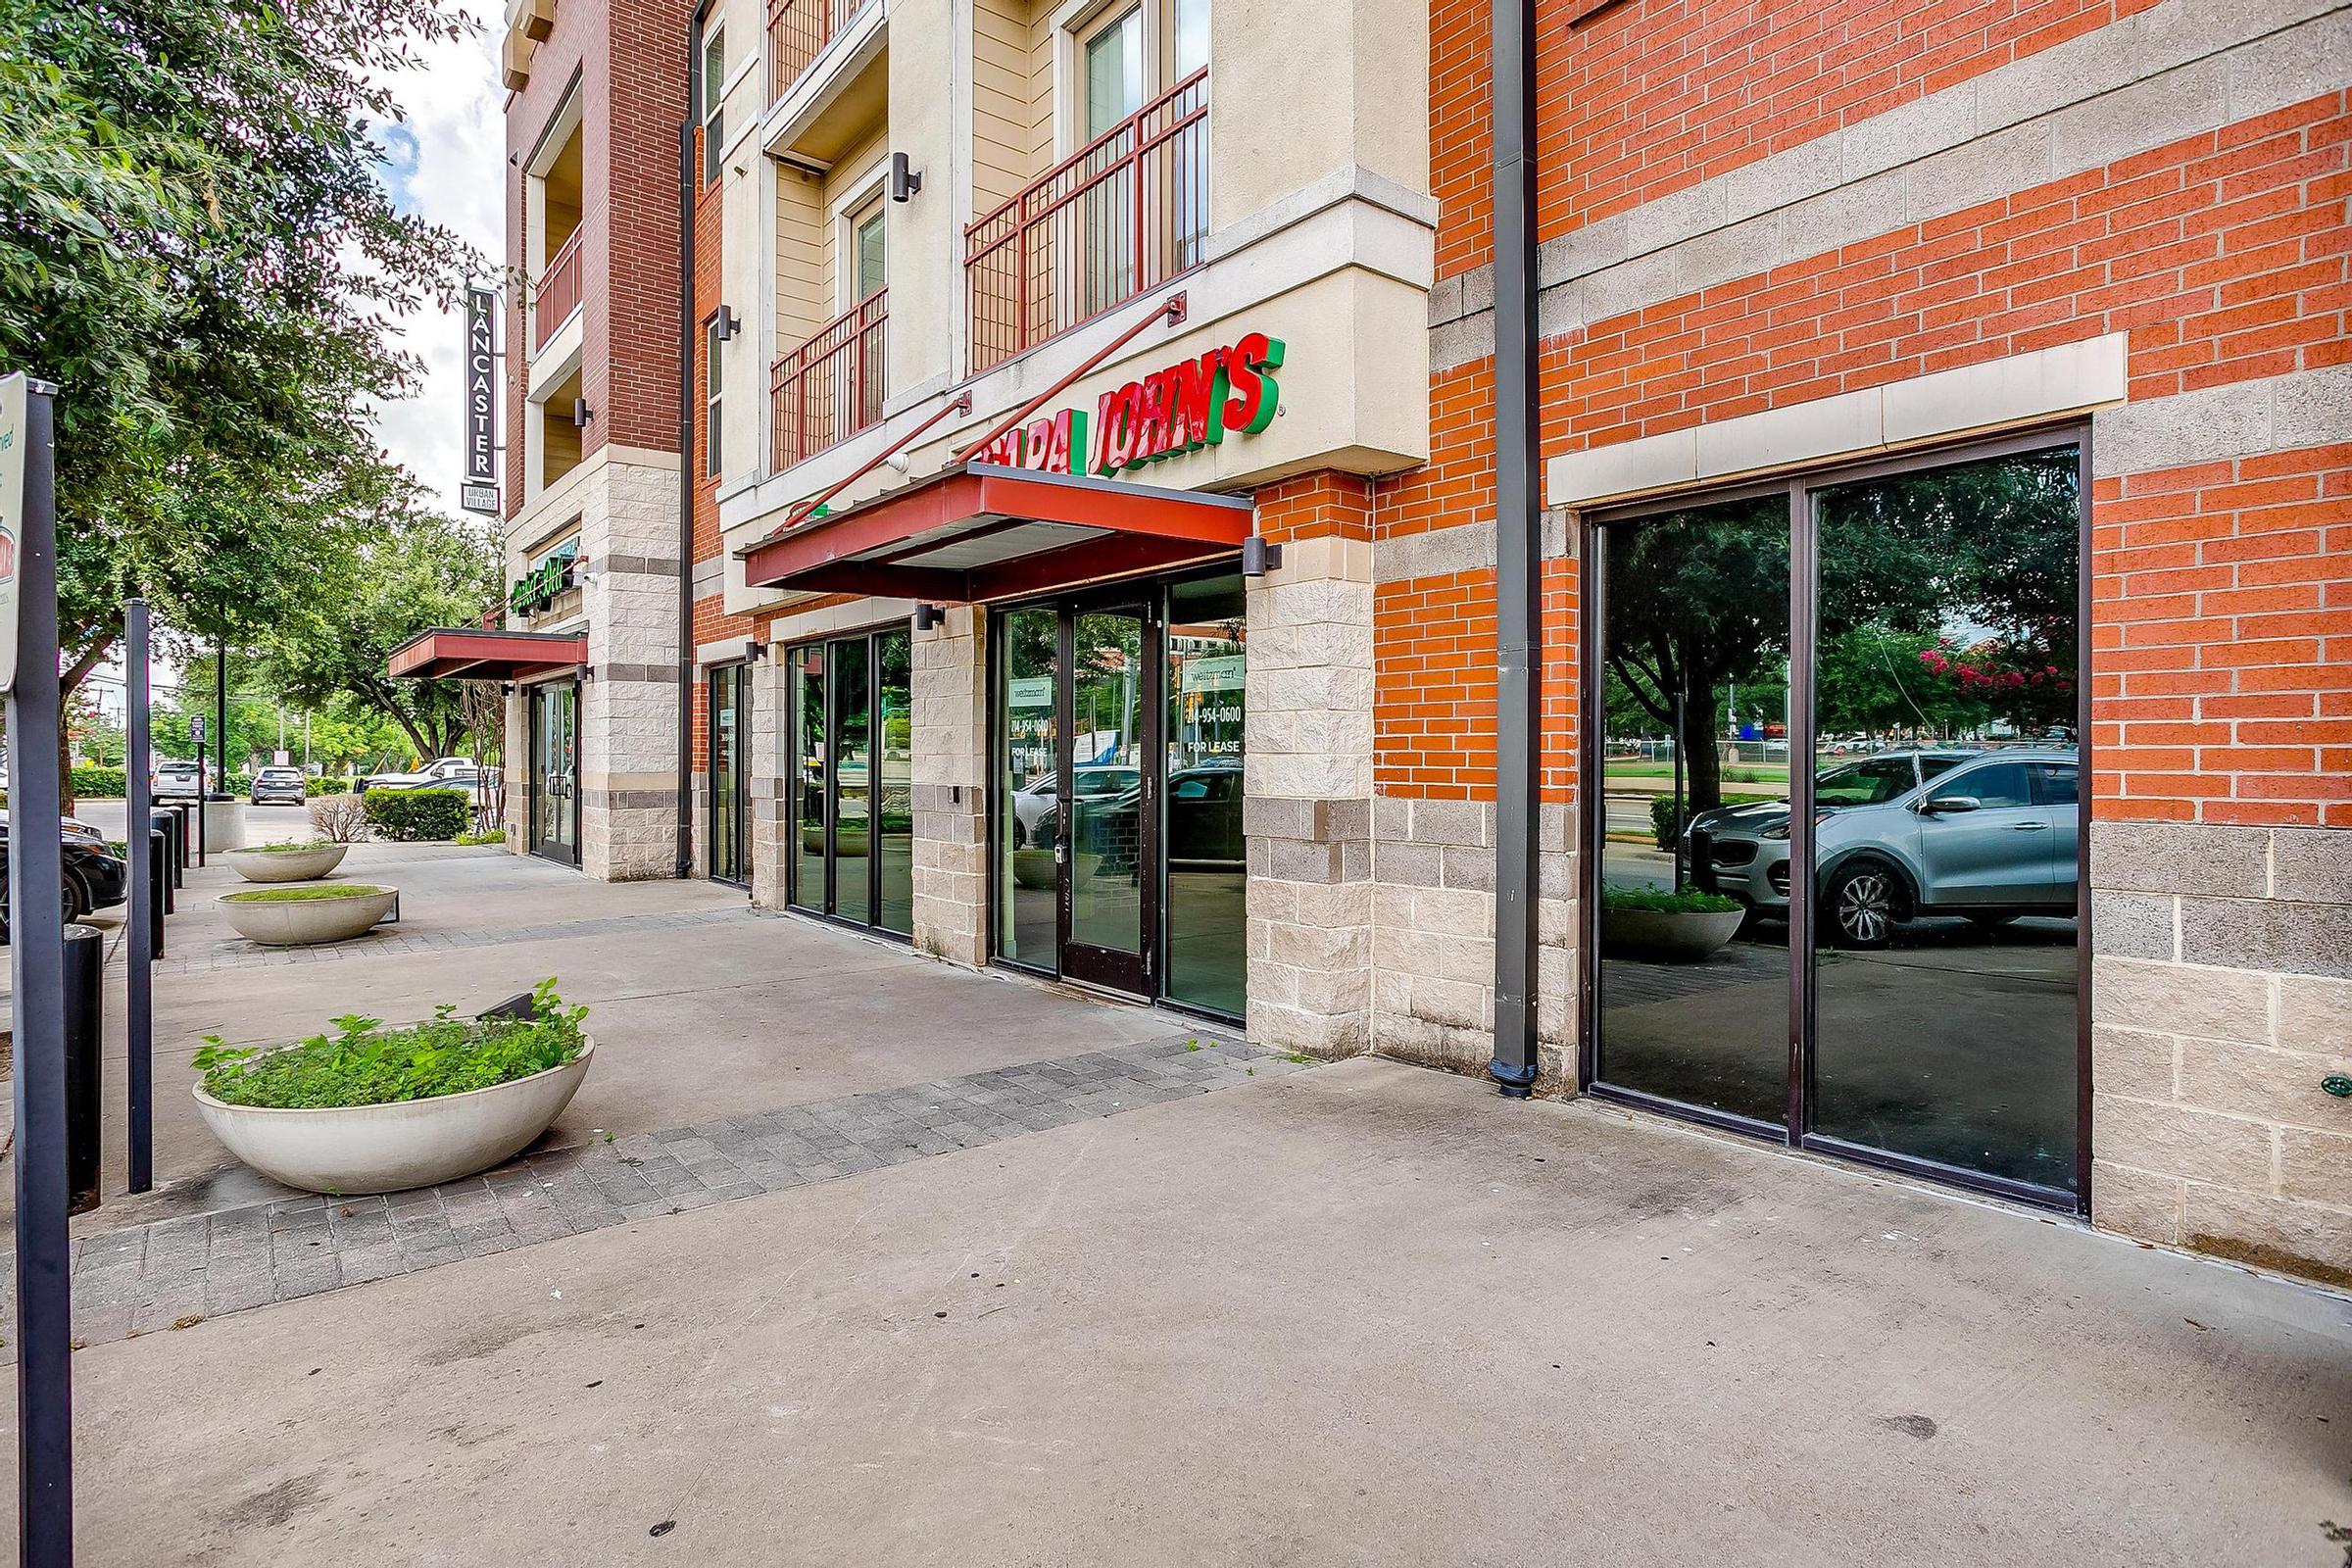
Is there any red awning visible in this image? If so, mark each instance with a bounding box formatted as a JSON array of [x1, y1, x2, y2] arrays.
[[387, 627, 587, 681], [739, 462, 1254, 602]]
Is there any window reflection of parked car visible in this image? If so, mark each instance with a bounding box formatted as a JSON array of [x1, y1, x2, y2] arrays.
[[1155, 760, 1243, 867], [1010, 765, 1140, 849], [1683, 748, 2079, 948]]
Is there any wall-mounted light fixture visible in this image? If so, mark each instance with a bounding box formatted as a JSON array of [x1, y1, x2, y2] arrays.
[[743, 636, 769, 662], [912, 603, 945, 632], [1241, 536, 1284, 577], [570, 396, 593, 428], [714, 304, 741, 341], [889, 150, 922, 203]]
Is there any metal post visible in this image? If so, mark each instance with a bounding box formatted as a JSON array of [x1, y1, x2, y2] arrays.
[[1672, 687, 1686, 894], [146, 832, 167, 954], [1487, 0, 1542, 1101], [216, 629, 228, 801], [63, 927, 100, 1216], [152, 811, 176, 913], [194, 729, 207, 865], [125, 599, 155, 1192], [9, 376, 76, 1564]]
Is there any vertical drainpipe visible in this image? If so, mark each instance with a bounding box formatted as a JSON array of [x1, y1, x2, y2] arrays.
[[1488, 0, 1541, 1099], [673, 36, 699, 880]]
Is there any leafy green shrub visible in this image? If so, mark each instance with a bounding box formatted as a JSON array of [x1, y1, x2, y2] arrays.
[[306, 776, 354, 797], [1601, 884, 1741, 915], [193, 979, 588, 1109], [221, 884, 390, 903], [1648, 791, 1775, 850], [363, 788, 469, 842], [453, 827, 507, 847], [70, 765, 126, 798]]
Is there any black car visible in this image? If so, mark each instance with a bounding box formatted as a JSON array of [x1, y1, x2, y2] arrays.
[[0, 818, 130, 943]]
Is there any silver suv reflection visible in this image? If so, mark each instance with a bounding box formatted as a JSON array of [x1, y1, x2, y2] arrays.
[[1683, 749, 2079, 948]]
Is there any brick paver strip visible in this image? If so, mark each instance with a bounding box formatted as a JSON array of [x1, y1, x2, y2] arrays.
[[24, 1033, 1305, 1353], [149, 904, 770, 975]]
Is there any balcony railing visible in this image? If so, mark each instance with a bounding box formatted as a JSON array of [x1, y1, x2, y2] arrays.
[[532, 229, 583, 349], [768, 0, 858, 101], [964, 69, 1208, 375], [772, 288, 888, 471]]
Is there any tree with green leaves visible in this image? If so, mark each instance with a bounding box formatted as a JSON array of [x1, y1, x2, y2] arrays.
[[0, 0, 481, 762], [263, 512, 503, 765]]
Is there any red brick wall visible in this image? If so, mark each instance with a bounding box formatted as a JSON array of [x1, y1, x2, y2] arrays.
[[1256, 470, 1375, 543], [2093, 443, 2352, 827]]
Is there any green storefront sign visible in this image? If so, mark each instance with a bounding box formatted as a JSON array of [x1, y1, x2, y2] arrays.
[[511, 540, 579, 616]]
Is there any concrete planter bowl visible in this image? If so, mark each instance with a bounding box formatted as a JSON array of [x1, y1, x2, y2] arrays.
[[219, 885, 397, 947], [223, 843, 350, 883], [1599, 906, 1745, 962], [193, 1038, 594, 1195]]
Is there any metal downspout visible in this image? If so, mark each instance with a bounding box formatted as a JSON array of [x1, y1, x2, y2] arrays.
[[1489, 0, 1541, 1098], [673, 100, 697, 879]]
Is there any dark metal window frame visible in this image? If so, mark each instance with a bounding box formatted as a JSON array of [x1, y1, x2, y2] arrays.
[[983, 564, 1246, 1027], [780, 621, 913, 942], [1574, 423, 2094, 1214], [706, 660, 752, 887], [525, 675, 584, 869]]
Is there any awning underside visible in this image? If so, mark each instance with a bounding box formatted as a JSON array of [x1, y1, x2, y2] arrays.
[[739, 463, 1254, 602], [387, 627, 587, 681]]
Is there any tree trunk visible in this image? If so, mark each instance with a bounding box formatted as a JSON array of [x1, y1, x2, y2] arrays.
[[1679, 690, 1725, 815]]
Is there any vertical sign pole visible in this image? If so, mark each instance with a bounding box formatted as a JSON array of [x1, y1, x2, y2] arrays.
[[8, 376, 77, 1564], [125, 599, 155, 1193]]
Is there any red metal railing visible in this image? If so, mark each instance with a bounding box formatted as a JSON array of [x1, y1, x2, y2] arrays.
[[771, 288, 888, 470], [964, 69, 1208, 375], [532, 229, 583, 348], [768, 0, 857, 100]]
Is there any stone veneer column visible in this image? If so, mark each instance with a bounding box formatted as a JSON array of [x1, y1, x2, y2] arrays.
[[1245, 534, 1375, 1055], [748, 644, 791, 910], [576, 459, 681, 882], [2087, 820, 2352, 1287], [910, 607, 989, 965]]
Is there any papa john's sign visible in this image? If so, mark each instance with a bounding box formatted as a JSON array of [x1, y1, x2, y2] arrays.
[[967, 331, 1284, 477]]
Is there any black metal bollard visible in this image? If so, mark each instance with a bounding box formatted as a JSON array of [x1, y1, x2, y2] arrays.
[[64, 924, 103, 1215], [151, 808, 179, 910], [146, 830, 169, 957], [172, 803, 191, 880]]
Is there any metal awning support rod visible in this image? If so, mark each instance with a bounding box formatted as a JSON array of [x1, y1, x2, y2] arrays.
[[1489, 0, 1542, 1100], [772, 390, 974, 536], [952, 290, 1188, 461]]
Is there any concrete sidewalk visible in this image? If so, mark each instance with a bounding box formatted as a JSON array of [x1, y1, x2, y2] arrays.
[[17, 1057, 2349, 1566], [3, 845, 2347, 1563]]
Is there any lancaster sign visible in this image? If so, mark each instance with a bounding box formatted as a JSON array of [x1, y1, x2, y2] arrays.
[[966, 331, 1284, 478], [461, 284, 501, 516]]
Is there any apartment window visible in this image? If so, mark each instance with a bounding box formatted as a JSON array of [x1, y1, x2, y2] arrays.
[[852, 203, 886, 303], [701, 27, 725, 187], [703, 314, 724, 474]]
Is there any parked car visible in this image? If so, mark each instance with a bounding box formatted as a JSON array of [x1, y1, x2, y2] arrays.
[[0, 817, 130, 943], [368, 760, 501, 826], [152, 760, 205, 803], [358, 756, 478, 795], [1682, 748, 2080, 948], [249, 764, 308, 805]]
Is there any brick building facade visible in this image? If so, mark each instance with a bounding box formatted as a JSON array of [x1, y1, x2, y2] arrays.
[[462, 0, 2349, 1288]]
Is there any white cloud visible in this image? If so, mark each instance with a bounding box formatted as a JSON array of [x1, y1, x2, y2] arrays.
[[368, 24, 507, 515]]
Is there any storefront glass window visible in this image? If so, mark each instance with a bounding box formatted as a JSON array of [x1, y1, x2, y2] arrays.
[[830, 636, 871, 925], [791, 646, 824, 911], [877, 629, 913, 936], [998, 608, 1060, 968], [1163, 575, 1246, 1016]]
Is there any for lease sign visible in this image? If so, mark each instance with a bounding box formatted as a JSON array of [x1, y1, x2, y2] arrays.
[[967, 331, 1285, 478]]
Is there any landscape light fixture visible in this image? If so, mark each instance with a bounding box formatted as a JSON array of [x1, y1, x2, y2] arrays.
[[889, 151, 921, 202]]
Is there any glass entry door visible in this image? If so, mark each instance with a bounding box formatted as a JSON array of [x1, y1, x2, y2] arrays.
[[786, 630, 911, 935], [1062, 606, 1152, 993], [529, 680, 578, 865], [708, 663, 749, 884]]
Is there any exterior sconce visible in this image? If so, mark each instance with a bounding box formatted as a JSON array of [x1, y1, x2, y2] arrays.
[[1241, 536, 1284, 576], [570, 396, 593, 427], [715, 304, 741, 341], [744, 636, 768, 662], [912, 603, 944, 631], [889, 151, 921, 202]]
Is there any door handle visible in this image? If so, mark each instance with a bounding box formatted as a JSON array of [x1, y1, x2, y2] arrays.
[[2006, 821, 2049, 831]]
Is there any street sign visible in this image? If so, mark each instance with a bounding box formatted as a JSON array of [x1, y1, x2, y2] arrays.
[[462, 481, 501, 515], [0, 372, 24, 694], [191, 714, 206, 742]]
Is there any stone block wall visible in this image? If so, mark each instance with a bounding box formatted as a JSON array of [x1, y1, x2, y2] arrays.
[[1245, 525, 1376, 1056], [2089, 820, 2352, 1287], [578, 457, 682, 881], [749, 648, 791, 910], [910, 607, 989, 967]]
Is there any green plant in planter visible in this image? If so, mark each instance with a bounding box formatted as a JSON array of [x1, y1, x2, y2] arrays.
[[220, 884, 390, 903], [239, 839, 338, 854], [1600, 884, 1741, 915], [193, 978, 588, 1109]]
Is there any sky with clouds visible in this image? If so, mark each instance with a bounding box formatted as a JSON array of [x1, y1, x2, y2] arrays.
[[369, 23, 508, 514]]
